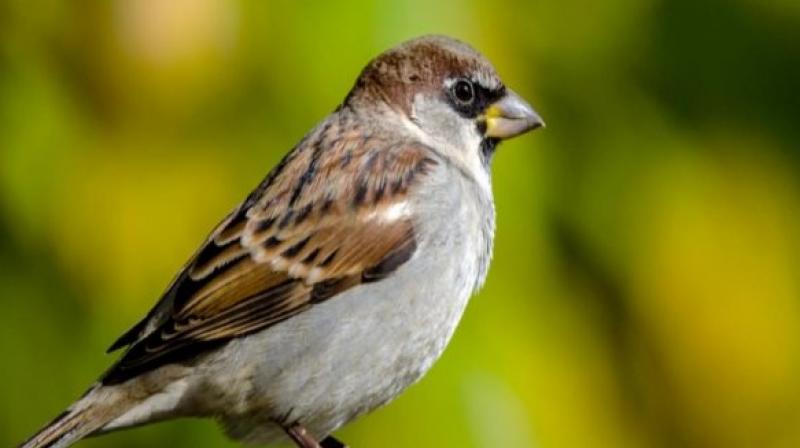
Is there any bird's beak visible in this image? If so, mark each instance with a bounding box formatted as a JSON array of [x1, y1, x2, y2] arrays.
[[484, 89, 545, 139]]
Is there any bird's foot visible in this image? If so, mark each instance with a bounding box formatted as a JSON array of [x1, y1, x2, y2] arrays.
[[283, 423, 322, 448], [283, 423, 348, 448], [284, 423, 320, 448]]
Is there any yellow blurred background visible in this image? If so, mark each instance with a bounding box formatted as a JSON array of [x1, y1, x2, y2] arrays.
[[2, 1, 800, 447]]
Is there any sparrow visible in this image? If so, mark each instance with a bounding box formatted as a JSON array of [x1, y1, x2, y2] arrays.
[[20, 35, 543, 448]]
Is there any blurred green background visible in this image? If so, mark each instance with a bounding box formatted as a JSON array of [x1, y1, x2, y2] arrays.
[[2, 0, 800, 447]]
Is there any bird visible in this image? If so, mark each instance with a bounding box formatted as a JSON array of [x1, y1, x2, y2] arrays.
[[19, 35, 543, 448]]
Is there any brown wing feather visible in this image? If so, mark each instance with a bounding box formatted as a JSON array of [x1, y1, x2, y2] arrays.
[[102, 117, 438, 384]]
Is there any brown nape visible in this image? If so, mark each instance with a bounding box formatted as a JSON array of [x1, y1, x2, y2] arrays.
[[343, 35, 500, 115]]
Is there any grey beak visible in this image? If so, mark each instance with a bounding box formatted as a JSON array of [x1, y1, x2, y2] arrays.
[[484, 89, 545, 139]]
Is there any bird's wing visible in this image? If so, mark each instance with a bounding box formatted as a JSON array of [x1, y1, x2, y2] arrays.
[[102, 122, 439, 384]]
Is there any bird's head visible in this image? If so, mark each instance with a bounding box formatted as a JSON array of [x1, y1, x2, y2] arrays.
[[344, 35, 544, 166]]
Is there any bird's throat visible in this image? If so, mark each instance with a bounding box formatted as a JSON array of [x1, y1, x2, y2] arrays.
[[480, 137, 500, 166]]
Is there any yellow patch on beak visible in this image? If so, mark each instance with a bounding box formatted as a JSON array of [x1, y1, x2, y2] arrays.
[[483, 90, 544, 139]]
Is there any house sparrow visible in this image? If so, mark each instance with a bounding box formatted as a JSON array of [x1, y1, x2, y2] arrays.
[[20, 35, 543, 448]]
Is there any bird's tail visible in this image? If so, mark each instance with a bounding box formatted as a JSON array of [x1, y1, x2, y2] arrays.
[[19, 384, 131, 448]]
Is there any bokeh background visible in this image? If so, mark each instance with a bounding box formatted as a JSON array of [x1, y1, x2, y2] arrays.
[[2, 0, 800, 447]]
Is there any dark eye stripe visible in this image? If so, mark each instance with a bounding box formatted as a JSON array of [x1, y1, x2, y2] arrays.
[[447, 80, 505, 119]]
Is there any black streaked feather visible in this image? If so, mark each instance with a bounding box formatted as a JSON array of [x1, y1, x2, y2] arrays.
[[294, 203, 313, 225], [289, 122, 331, 207], [282, 236, 311, 258], [256, 217, 277, 234], [363, 238, 417, 282], [278, 210, 295, 229], [319, 249, 338, 267], [302, 248, 321, 265], [192, 241, 230, 274], [264, 236, 282, 248], [353, 183, 368, 207]]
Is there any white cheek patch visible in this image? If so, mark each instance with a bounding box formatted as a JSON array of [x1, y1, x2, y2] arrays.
[[406, 95, 492, 194]]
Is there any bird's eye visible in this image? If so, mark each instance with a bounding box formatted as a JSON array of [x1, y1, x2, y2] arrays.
[[452, 79, 475, 104]]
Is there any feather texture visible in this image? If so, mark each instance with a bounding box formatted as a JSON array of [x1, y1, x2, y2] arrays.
[[103, 113, 438, 384]]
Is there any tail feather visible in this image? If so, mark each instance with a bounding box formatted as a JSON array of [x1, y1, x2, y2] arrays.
[[19, 385, 130, 448]]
